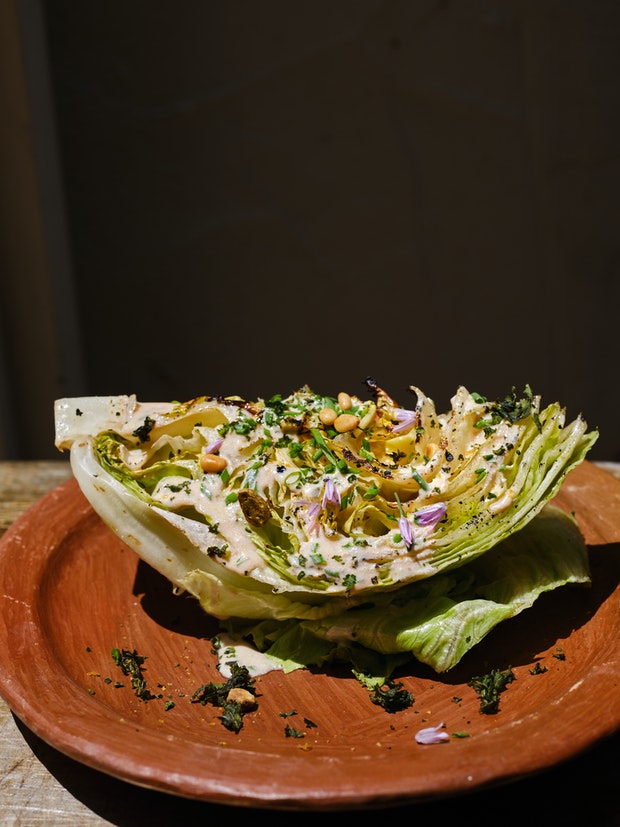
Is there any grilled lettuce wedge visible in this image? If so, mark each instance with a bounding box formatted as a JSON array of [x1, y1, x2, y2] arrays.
[[54, 381, 597, 674]]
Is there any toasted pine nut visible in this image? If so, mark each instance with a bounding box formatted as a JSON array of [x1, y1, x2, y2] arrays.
[[334, 413, 360, 433], [337, 391, 352, 410], [319, 407, 338, 425], [200, 452, 228, 473], [227, 687, 256, 709], [426, 442, 439, 458]]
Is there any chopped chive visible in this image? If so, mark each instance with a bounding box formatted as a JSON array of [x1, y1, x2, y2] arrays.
[[411, 469, 429, 490]]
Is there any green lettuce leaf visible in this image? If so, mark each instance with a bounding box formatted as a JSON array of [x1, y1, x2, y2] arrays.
[[214, 505, 590, 674], [54, 382, 597, 673]]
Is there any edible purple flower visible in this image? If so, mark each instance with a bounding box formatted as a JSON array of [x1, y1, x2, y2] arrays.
[[414, 502, 447, 529], [415, 723, 449, 745], [297, 500, 321, 535], [392, 408, 418, 434], [399, 516, 414, 550], [322, 478, 341, 508], [394, 492, 414, 550], [205, 437, 224, 454]]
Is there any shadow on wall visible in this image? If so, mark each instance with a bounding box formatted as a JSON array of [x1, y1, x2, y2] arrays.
[[1, 2, 618, 459]]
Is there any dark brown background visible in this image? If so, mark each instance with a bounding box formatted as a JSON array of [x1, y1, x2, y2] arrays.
[[1, 1, 619, 459]]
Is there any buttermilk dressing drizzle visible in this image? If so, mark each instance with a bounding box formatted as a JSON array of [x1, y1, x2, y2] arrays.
[[84, 386, 537, 597]]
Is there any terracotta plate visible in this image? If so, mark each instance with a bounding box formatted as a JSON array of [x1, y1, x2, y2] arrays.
[[0, 462, 619, 811]]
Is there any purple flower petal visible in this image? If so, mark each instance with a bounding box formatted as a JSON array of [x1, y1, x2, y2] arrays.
[[322, 478, 341, 508], [399, 516, 414, 549], [415, 723, 449, 745], [392, 408, 418, 434], [415, 502, 447, 528], [205, 437, 224, 454], [297, 500, 322, 534]]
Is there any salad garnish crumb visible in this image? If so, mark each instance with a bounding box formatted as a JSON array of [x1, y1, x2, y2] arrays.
[[468, 666, 516, 714]]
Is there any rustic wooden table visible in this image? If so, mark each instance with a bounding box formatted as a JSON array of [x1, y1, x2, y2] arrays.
[[1, 461, 619, 825]]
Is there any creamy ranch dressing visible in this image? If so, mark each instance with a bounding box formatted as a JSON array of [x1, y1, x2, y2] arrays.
[[67, 386, 552, 600], [144, 400, 522, 594], [151, 480, 268, 577], [216, 632, 285, 678]]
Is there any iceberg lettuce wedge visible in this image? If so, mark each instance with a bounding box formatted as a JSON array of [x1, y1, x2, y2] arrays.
[[54, 381, 597, 673]]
